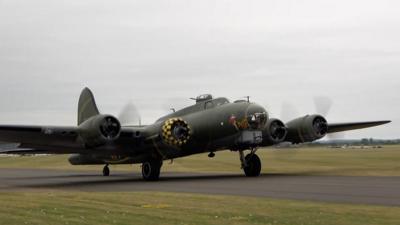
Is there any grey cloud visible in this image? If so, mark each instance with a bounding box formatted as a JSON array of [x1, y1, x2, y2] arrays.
[[0, 0, 399, 138]]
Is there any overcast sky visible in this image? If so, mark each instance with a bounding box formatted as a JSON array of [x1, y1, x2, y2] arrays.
[[0, 0, 399, 139]]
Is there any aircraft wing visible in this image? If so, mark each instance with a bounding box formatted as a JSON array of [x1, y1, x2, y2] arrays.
[[0, 125, 140, 154], [0, 125, 86, 154], [327, 120, 391, 133]]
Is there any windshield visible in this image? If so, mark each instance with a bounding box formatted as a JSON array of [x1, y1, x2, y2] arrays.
[[213, 98, 230, 106]]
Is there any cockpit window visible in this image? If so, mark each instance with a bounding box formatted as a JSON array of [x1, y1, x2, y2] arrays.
[[248, 112, 268, 129], [204, 98, 229, 110], [213, 98, 230, 106]]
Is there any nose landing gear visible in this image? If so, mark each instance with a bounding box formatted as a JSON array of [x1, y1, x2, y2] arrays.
[[239, 148, 261, 177]]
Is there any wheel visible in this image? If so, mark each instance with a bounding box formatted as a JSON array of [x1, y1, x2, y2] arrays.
[[243, 154, 261, 177], [103, 165, 110, 176], [142, 159, 162, 181]]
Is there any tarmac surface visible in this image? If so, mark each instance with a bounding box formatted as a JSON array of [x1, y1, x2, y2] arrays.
[[0, 168, 399, 206]]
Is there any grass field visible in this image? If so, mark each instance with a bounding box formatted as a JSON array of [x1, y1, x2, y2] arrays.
[[0, 145, 399, 176], [1, 146, 400, 225], [0, 192, 399, 225]]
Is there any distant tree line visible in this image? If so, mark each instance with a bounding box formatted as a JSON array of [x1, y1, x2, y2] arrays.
[[313, 138, 400, 146]]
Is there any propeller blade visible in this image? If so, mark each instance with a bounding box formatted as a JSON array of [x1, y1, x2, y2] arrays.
[[313, 96, 346, 140], [313, 96, 333, 117], [280, 102, 299, 122], [118, 101, 141, 126]]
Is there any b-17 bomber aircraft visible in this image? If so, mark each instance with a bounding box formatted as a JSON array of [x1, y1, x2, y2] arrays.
[[0, 88, 391, 180]]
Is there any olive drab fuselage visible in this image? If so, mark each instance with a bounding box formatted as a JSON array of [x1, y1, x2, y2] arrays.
[[129, 98, 267, 160]]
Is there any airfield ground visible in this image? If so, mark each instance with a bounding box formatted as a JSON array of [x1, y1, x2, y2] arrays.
[[0, 145, 399, 225], [0, 145, 399, 176]]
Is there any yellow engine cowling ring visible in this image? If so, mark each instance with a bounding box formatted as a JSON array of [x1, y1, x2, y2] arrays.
[[162, 118, 191, 147]]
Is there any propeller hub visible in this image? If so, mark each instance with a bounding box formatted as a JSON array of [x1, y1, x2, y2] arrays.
[[313, 116, 328, 137], [100, 116, 121, 139]]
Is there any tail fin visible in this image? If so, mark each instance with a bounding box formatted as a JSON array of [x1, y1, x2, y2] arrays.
[[78, 87, 100, 125]]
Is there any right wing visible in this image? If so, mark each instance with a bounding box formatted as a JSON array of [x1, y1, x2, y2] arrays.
[[0, 124, 78, 144], [0, 125, 141, 155]]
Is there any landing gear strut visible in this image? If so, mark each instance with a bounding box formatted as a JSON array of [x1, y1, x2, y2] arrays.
[[239, 149, 261, 177], [103, 164, 110, 176], [142, 159, 163, 181]]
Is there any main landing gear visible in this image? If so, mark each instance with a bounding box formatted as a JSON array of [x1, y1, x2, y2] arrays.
[[103, 164, 110, 176], [239, 148, 261, 177], [102, 159, 163, 181], [141, 158, 163, 181]]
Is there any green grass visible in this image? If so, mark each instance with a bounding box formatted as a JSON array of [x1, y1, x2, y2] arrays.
[[1, 147, 400, 225], [1, 145, 399, 176], [0, 192, 399, 225]]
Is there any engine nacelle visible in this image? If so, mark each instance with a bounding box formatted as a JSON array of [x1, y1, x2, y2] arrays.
[[285, 114, 328, 144], [262, 118, 288, 145], [78, 114, 121, 148]]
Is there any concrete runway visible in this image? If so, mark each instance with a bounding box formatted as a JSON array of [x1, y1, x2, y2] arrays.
[[0, 168, 399, 206]]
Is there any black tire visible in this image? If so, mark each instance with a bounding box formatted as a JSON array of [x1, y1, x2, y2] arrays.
[[142, 159, 162, 181], [103, 165, 110, 176], [243, 154, 261, 177]]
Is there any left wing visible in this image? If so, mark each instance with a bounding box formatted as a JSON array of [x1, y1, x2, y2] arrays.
[[328, 120, 391, 133]]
